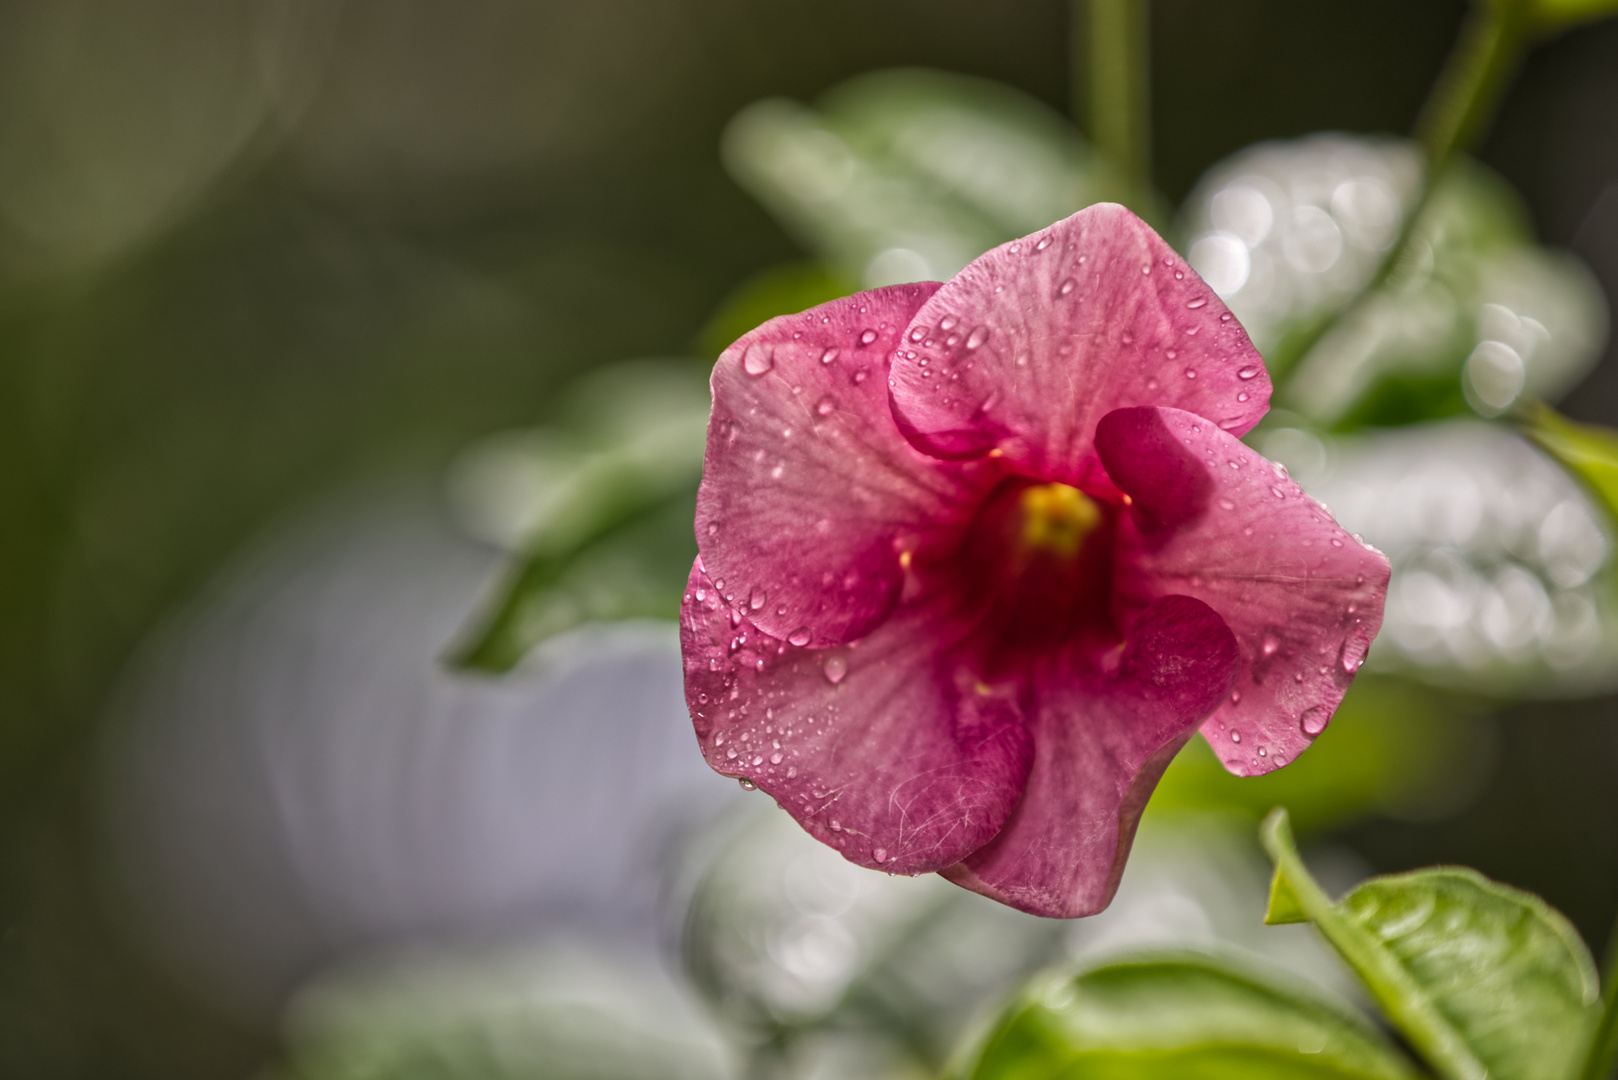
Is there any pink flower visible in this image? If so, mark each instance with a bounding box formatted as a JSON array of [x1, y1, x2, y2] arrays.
[[681, 204, 1389, 918]]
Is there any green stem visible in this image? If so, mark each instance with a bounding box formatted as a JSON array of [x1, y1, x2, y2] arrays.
[[1267, 0, 1531, 381], [1260, 809, 1488, 1080], [1576, 912, 1618, 1080], [1074, 0, 1150, 211]]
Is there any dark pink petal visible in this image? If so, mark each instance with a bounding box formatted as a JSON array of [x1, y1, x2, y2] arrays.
[[941, 595, 1238, 918], [1096, 406, 1390, 777], [681, 561, 1034, 875], [887, 203, 1270, 490], [697, 283, 994, 648]]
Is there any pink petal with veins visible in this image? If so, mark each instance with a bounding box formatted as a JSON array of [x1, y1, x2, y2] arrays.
[[942, 595, 1238, 917], [697, 283, 996, 648], [681, 561, 1034, 875], [1096, 406, 1390, 775], [888, 203, 1270, 491]]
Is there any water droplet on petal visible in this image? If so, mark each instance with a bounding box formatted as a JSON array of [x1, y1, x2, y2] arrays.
[[742, 342, 774, 375], [1186, 296, 1208, 309], [788, 627, 812, 647], [1300, 706, 1330, 736], [816, 395, 837, 416], [1257, 746, 1267, 757], [853, 368, 869, 384], [749, 587, 766, 611], [823, 655, 847, 684], [1230, 689, 1242, 705], [707, 522, 719, 536], [940, 314, 959, 330], [1218, 497, 1236, 510], [1237, 391, 1249, 402], [859, 329, 878, 346], [738, 778, 757, 791], [1230, 730, 1242, 743], [873, 848, 887, 862], [1184, 367, 1197, 380], [1035, 234, 1054, 251], [1262, 632, 1281, 657], [1122, 330, 1134, 345], [1237, 366, 1260, 380], [1220, 312, 1233, 322], [820, 347, 839, 364], [1058, 278, 1076, 297], [770, 752, 784, 764], [966, 326, 990, 349]]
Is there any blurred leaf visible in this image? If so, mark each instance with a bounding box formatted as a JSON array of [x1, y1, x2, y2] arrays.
[[963, 952, 1417, 1080], [723, 68, 1107, 289], [1522, 402, 1618, 530], [1177, 136, 1607, 430], [1527, 0, 1618, 29], [449, 360, 709, 671], [1261, 808, 1599, 1080], [696, 260, 855, 359], [1151, 678, 1489, 834]]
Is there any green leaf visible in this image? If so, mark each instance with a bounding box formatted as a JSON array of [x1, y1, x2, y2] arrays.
[[1261, 808, 1599, 1080], [1266, 870, 1310, 926], [722, 69, 1107, 289], [1522, 401, 1618, 530], [964, 952, 1418, 1080], [448, 360, 709, 671]]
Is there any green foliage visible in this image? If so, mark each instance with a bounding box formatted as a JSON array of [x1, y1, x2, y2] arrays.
[[722, 68, 1109, 290], [1262, 808, 1600, 1080], [450, 360, 709, 671], [1522, 402, 1618, 531], [964, 953, 1418, 1080], [696, 261, 855, 359], [1150, 679, 1488, 835]]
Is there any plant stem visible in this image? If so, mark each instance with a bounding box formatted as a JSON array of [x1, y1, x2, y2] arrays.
[[1074, 0, 1150, 211], [1260, 809, 1488, 1080], [1267, 0, 1532, 380], [1576, 911, 1618, 1080]]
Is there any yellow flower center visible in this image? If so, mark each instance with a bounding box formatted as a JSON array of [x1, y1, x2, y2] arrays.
[[1018, 482, 1101, 558]]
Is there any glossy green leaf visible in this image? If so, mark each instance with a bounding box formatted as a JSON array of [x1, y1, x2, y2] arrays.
[[1261, 808, 1599, 1080], [964, 952, 1418, 1080], [1522, 402, 1618, 530]]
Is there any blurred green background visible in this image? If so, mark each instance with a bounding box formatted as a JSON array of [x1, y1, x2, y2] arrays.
[[3, 1, 1618, 1076]]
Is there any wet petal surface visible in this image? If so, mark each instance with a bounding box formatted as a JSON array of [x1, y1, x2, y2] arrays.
[[889, 203, 1269, 490], [1097, 406, 1390, 775], [681, 561, 1034, 875], [697, 283, 992, 647], [942, 595, 1238, 917]]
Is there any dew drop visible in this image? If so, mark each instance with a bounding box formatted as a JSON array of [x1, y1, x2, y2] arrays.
[[816, 395, 837, 416], [823, 655, 847, 684], [738, 778, 757, 791], [707, 522, 718, 537], [1270, 486, 1285, 498], [853, 368, 869, 384], [873, 848, 888, 863], [1257, 746, 1267, 757], [1300, 706, 1330, 736], [749, 587, 766, 611], [1261, 632, 1280, 657], [1237, 366, 1260, 380], [1230, 730, 1242, 744], [1218, 497, 1236, 511], [1220, 312, 1233, 322], [1230, 689, 1242, 705], [742, 342, 774, 376], [908, 327, 926, 342], [820, 347, 839, 365], [1237, 391, 1249, 402], [770, 752, 784, 765], [859, 329, 878, 346], [966, 326, 990, 349], [940, 314, 959, 330], [1186, 296, 1208, 309], [1340, 632, 1370, 674], [694, 588, 706, 602], [1330, 538, 1343, 547], [1058, 278, 1076, 297], [1122, 330, 1134, 345], [788, 627, 812, 647], [1184, 367, 1197, 380], [1035, 234, 1053, 251], [1174, 270, 1184, 280]]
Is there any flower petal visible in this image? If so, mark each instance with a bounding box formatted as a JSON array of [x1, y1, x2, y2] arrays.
[[1096, 406, 1391, 777], [697, 283, 992, 647], [888, 203, 1270, 489], [941, 595, 1239, 918], [681, 560, 1034, 875]]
